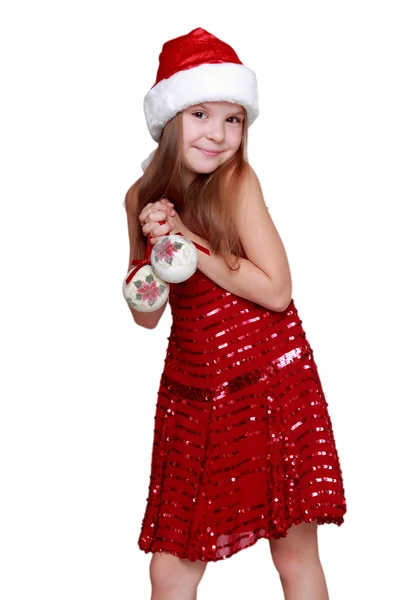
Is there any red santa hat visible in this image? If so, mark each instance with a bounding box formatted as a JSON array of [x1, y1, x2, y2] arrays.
[[143, 28, 259, 142]]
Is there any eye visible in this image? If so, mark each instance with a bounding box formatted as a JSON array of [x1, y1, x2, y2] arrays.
[[193, 111, 207, 119], [227, 116, 242, 124]]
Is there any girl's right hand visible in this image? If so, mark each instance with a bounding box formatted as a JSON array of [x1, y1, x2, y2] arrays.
[[138, 198, 175, 240]]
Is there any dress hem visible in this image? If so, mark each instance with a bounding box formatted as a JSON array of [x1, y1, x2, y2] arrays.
[[138, 514, 345, 563]]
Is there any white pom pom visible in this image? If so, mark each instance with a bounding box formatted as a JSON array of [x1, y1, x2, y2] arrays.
[[122, 264, 169, 312], [141, 149, 157, 172], [150, 235, 198, 283]]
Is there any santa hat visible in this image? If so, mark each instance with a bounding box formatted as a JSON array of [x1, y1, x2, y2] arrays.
[[143, 28, 259, 142]]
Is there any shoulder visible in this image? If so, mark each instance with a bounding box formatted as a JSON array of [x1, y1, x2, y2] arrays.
[[230, 163, 292, 301], [230, 163, 268, 223]]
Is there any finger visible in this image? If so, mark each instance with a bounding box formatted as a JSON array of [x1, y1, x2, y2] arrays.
[[139, 203, 174, 226], [142, 222, 154, 236], [142, 221, 171, 237], [149, 209, 169, 222], [150, 222, 172, 237], [149, 234, 165, 244], [139, 209, 163, 226], [156, 201, 175, 214], [145, 211, 170, 227], [159, 199, 175, 211], [149, 229, 174, 244], [139, 210, 152, 225], [138, 209, 151, 225]]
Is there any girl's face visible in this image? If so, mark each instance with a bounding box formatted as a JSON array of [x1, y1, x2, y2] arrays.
[[181, 101, 245, 186]]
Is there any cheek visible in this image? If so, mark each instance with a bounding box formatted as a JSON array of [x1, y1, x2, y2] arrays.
[[226, 128, 242, 151], [182, 116, 200, 145]]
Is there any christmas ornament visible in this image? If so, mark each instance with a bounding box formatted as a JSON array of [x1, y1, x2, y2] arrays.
[[122, 224, 211, 312], [151, 234, 198, 284], [122, 264, 169, 313], [150, 220, 210, 284], [122, 236, 169, 313]]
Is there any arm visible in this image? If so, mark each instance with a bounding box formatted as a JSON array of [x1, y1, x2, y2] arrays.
[[128, 300, 168, 330], [125, 182, 168, 329], [178, 166, 292, 312]]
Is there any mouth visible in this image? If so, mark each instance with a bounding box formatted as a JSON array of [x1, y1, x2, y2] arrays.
[[195, 147, 222, 157]]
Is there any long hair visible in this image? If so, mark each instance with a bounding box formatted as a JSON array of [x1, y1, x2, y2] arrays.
[[127, 110, 250, 271]]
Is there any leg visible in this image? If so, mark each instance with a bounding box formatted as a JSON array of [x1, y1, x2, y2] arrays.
[[269, 521, 329, 600], [149, 551, 208, 600]]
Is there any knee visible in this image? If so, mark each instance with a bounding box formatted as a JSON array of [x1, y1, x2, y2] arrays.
[[150, 553, 182, 592], [270, 546, 301, 580], [149, 552, 206, 593], [270, 545, 320, 581]]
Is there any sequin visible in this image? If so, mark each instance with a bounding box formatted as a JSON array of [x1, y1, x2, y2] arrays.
[[137, 270, 347, 563]]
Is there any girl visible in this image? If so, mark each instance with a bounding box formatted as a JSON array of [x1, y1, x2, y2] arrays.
[[124, 27, 346, 600]]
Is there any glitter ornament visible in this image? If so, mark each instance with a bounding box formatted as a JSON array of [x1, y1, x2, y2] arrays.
[[151, 234, 198, 284], [122, 263, 169, 312]]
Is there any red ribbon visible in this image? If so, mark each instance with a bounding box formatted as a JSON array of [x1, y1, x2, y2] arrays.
[[125, 221, 210, 285]]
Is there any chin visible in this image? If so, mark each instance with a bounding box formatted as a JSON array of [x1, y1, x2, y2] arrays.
[[185, 157, 226, 175], [195, 166, 219, 176], [196, 162, 219, 173]]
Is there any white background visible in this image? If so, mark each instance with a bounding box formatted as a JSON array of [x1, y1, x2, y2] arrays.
[[1, 1, 399, 598]]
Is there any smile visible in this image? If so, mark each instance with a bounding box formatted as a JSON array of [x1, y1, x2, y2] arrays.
[[195, 147, 222, 157]]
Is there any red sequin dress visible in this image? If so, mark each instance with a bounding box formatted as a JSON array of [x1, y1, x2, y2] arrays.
[[138, 269, 347, 562]]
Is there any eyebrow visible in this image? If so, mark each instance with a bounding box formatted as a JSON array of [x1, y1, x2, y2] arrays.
[[194, 103, 246, 116]]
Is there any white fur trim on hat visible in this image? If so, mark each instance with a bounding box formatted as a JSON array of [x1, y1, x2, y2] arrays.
[[144, 62, 259, 142]]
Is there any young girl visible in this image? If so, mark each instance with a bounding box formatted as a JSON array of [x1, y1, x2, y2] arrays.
[[124, 27, 346, 600]]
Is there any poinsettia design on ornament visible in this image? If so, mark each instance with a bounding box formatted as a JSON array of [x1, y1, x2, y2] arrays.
[[153, 237, 183, 265], [129, 273, 167, 307]]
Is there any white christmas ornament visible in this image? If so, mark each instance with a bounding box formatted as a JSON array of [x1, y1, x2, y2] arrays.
[[122, 264, 169, 312], [151, 234, 198, 283]]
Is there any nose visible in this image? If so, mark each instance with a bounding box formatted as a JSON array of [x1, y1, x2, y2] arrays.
[[205, 120, 225, 143]]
